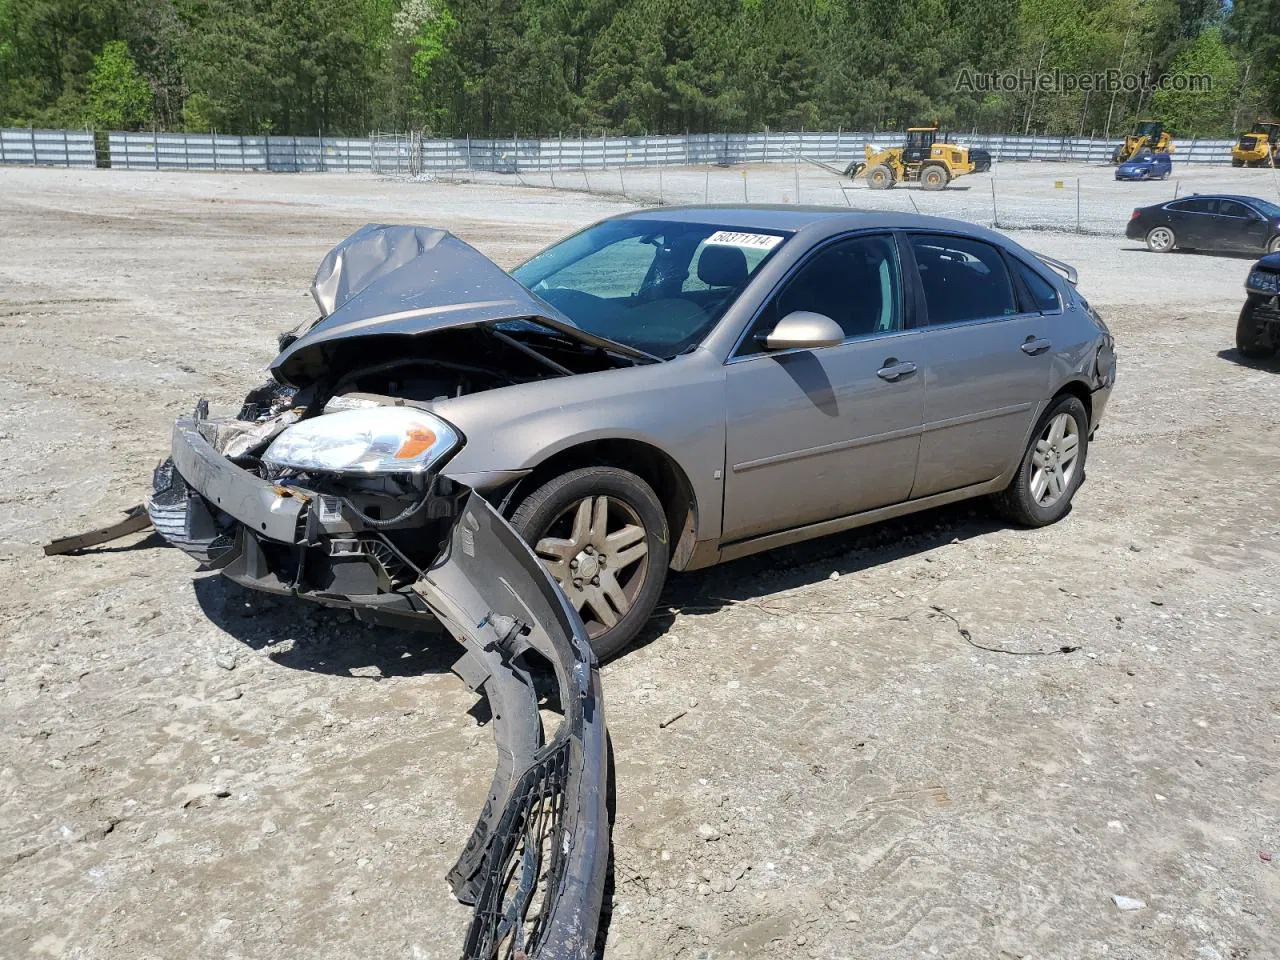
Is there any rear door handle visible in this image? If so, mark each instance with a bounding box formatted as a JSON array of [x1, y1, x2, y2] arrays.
[[876, 359, 917, 381], [1021, 337, 1051, 356]]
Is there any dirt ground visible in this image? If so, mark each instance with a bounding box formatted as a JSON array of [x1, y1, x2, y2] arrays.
[[1, 166, 1278, 960]]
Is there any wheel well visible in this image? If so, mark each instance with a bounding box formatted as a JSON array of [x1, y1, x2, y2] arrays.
[[1054, 380, 1093, 423], [511, 439, 699, 570]]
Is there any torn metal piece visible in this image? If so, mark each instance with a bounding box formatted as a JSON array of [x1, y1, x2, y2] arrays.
[[43, 504, 151, 556]]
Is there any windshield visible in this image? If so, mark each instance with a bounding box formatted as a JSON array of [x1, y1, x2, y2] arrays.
[[511, 219, 788, 359], [1136, 122, 1161, 137]]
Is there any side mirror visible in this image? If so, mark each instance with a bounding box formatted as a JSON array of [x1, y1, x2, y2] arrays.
[[758, 311, 844, 351]]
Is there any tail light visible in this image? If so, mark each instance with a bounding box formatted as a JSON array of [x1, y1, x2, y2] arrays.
[[1130, 209, 1140, 220]]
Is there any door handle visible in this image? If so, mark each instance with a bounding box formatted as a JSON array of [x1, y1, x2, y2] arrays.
[[1021, 337, 1051, 356], [876, 359, 917, 381]]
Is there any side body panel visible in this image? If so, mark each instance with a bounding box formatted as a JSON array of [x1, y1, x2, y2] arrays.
[[720, 331, 925, 543]]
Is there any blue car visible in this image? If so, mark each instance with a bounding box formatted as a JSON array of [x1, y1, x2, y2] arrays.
[[1236, 250, 1280, 358], [1115, 148, 1172, 181]]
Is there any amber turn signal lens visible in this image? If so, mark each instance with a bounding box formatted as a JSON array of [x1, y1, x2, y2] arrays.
[[395, 425, 437, 459]]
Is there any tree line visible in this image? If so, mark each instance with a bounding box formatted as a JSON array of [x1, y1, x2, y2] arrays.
[[1, 0, 1276, 139]]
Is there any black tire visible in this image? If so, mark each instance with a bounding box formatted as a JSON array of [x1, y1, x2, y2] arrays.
[[993, 394, 1090, 528], [1236, 302, 1275, 359], [1145, 225, 1175, 253], [1232, 157, 1245, 168], [509, 466, 668, 662], [1112, 146, 1126, 164], [920, 164, 949, 190], [1268, 235, 1280, 255], [866, 164, 895, 190]]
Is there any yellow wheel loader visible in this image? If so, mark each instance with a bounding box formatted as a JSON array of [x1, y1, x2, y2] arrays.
[[1231, 121, 1280, 167], [845, 126, 976, 191], [1112, 120, 1174, 164]]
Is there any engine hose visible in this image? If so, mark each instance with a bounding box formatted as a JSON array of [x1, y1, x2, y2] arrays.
[[341, 491, 432, 528]]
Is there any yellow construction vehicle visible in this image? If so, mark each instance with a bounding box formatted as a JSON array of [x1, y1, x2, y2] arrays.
[[1231, 121, 1280, 167], [846, 126, 976, 190], [1112, 120, 1174, 164]]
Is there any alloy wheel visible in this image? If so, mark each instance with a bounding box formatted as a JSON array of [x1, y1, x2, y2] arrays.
[[534, 495, 649, 636], [1029, 412, 1080, 507], [1147, 227, 1174, 252]]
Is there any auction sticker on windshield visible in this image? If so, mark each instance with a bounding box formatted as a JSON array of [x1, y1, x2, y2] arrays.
[[705, 230, 785, 250]]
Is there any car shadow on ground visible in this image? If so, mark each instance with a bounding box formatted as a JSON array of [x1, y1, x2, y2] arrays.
[[1217, 347, 1280, 370], [1121, 245, 1263, 260], [630, 499, 1012, 655], [192, 573, 458, 680]]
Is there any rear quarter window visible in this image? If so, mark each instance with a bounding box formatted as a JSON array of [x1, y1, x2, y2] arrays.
[[1012, 259, 1061, 313]]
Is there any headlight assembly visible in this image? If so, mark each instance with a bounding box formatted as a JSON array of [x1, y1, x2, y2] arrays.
[[263, 407, 462, 474]]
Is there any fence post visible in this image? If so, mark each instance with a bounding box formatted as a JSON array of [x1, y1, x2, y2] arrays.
[[0, 129, 6, 164], [153, 128, 159, 170], [211, 130, 217, 170], [62, 129, 69, 168]]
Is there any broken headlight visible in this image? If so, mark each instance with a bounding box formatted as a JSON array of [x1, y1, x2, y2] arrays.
[[263, 407, 462, 475]]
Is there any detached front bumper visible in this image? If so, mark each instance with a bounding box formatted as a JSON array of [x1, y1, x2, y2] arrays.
[[148, 415, 610, 959]]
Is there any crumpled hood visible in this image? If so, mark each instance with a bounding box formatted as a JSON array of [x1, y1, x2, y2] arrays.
[[272, 224, 586, 386]]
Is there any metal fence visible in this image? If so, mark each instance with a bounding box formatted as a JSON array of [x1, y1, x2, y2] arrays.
[[105, 132, 373, 171], [0, 128, 1242, 172], [0, 129, 97, 167]]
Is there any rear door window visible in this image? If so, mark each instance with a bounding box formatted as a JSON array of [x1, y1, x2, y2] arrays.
[[910, 235, 1018, 325], [1181, 198, 1219, 215]]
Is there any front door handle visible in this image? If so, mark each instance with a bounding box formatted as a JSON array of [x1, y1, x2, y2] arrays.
[[876, 359, 918, 381], [1021, 337, 1052, 356]]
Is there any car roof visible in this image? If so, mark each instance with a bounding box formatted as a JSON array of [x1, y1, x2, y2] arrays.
[[1167, 194, 1271, 205], [611, 204, 1011, 240]]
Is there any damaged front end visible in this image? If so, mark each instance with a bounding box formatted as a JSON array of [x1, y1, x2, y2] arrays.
[[145, 403, 608, 958]]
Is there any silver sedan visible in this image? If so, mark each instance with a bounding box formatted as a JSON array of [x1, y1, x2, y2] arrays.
[[150, 207, 1116, 659]]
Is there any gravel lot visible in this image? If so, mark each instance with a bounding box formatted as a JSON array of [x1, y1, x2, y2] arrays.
[[1, 165, 1278, 960]]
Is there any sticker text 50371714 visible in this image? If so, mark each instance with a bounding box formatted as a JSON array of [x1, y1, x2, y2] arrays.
[[705, 230, 784, 251]]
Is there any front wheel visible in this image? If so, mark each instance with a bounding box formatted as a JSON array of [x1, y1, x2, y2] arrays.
[[1236, 302, 1276, 359], [866, 164, 895, 189], [510, 466, 669, 662], [1145, 225, 1175, 252], [1268, 235, 1280, 255], [993, 395, 1090, 527]]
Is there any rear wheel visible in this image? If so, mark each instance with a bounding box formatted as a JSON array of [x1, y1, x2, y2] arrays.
[[1236, 302, 1276, 359], [1268, 235, 1280, 254], [866, 164, 895, 190], [993, 395, 1089, 527], [920, 164, 949, 190], [510, 466, 669, 662], [1145, 225, 1175, 252]]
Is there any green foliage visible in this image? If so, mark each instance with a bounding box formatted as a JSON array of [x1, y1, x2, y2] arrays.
[[0, 0, 1274, 136], [1152, 26, 1237, 135], [85, 39, 152, 129]]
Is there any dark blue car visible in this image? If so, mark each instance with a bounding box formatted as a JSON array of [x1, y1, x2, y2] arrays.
[[1115, 148, 1172, 181], [1236, 251, 1280, 358]]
